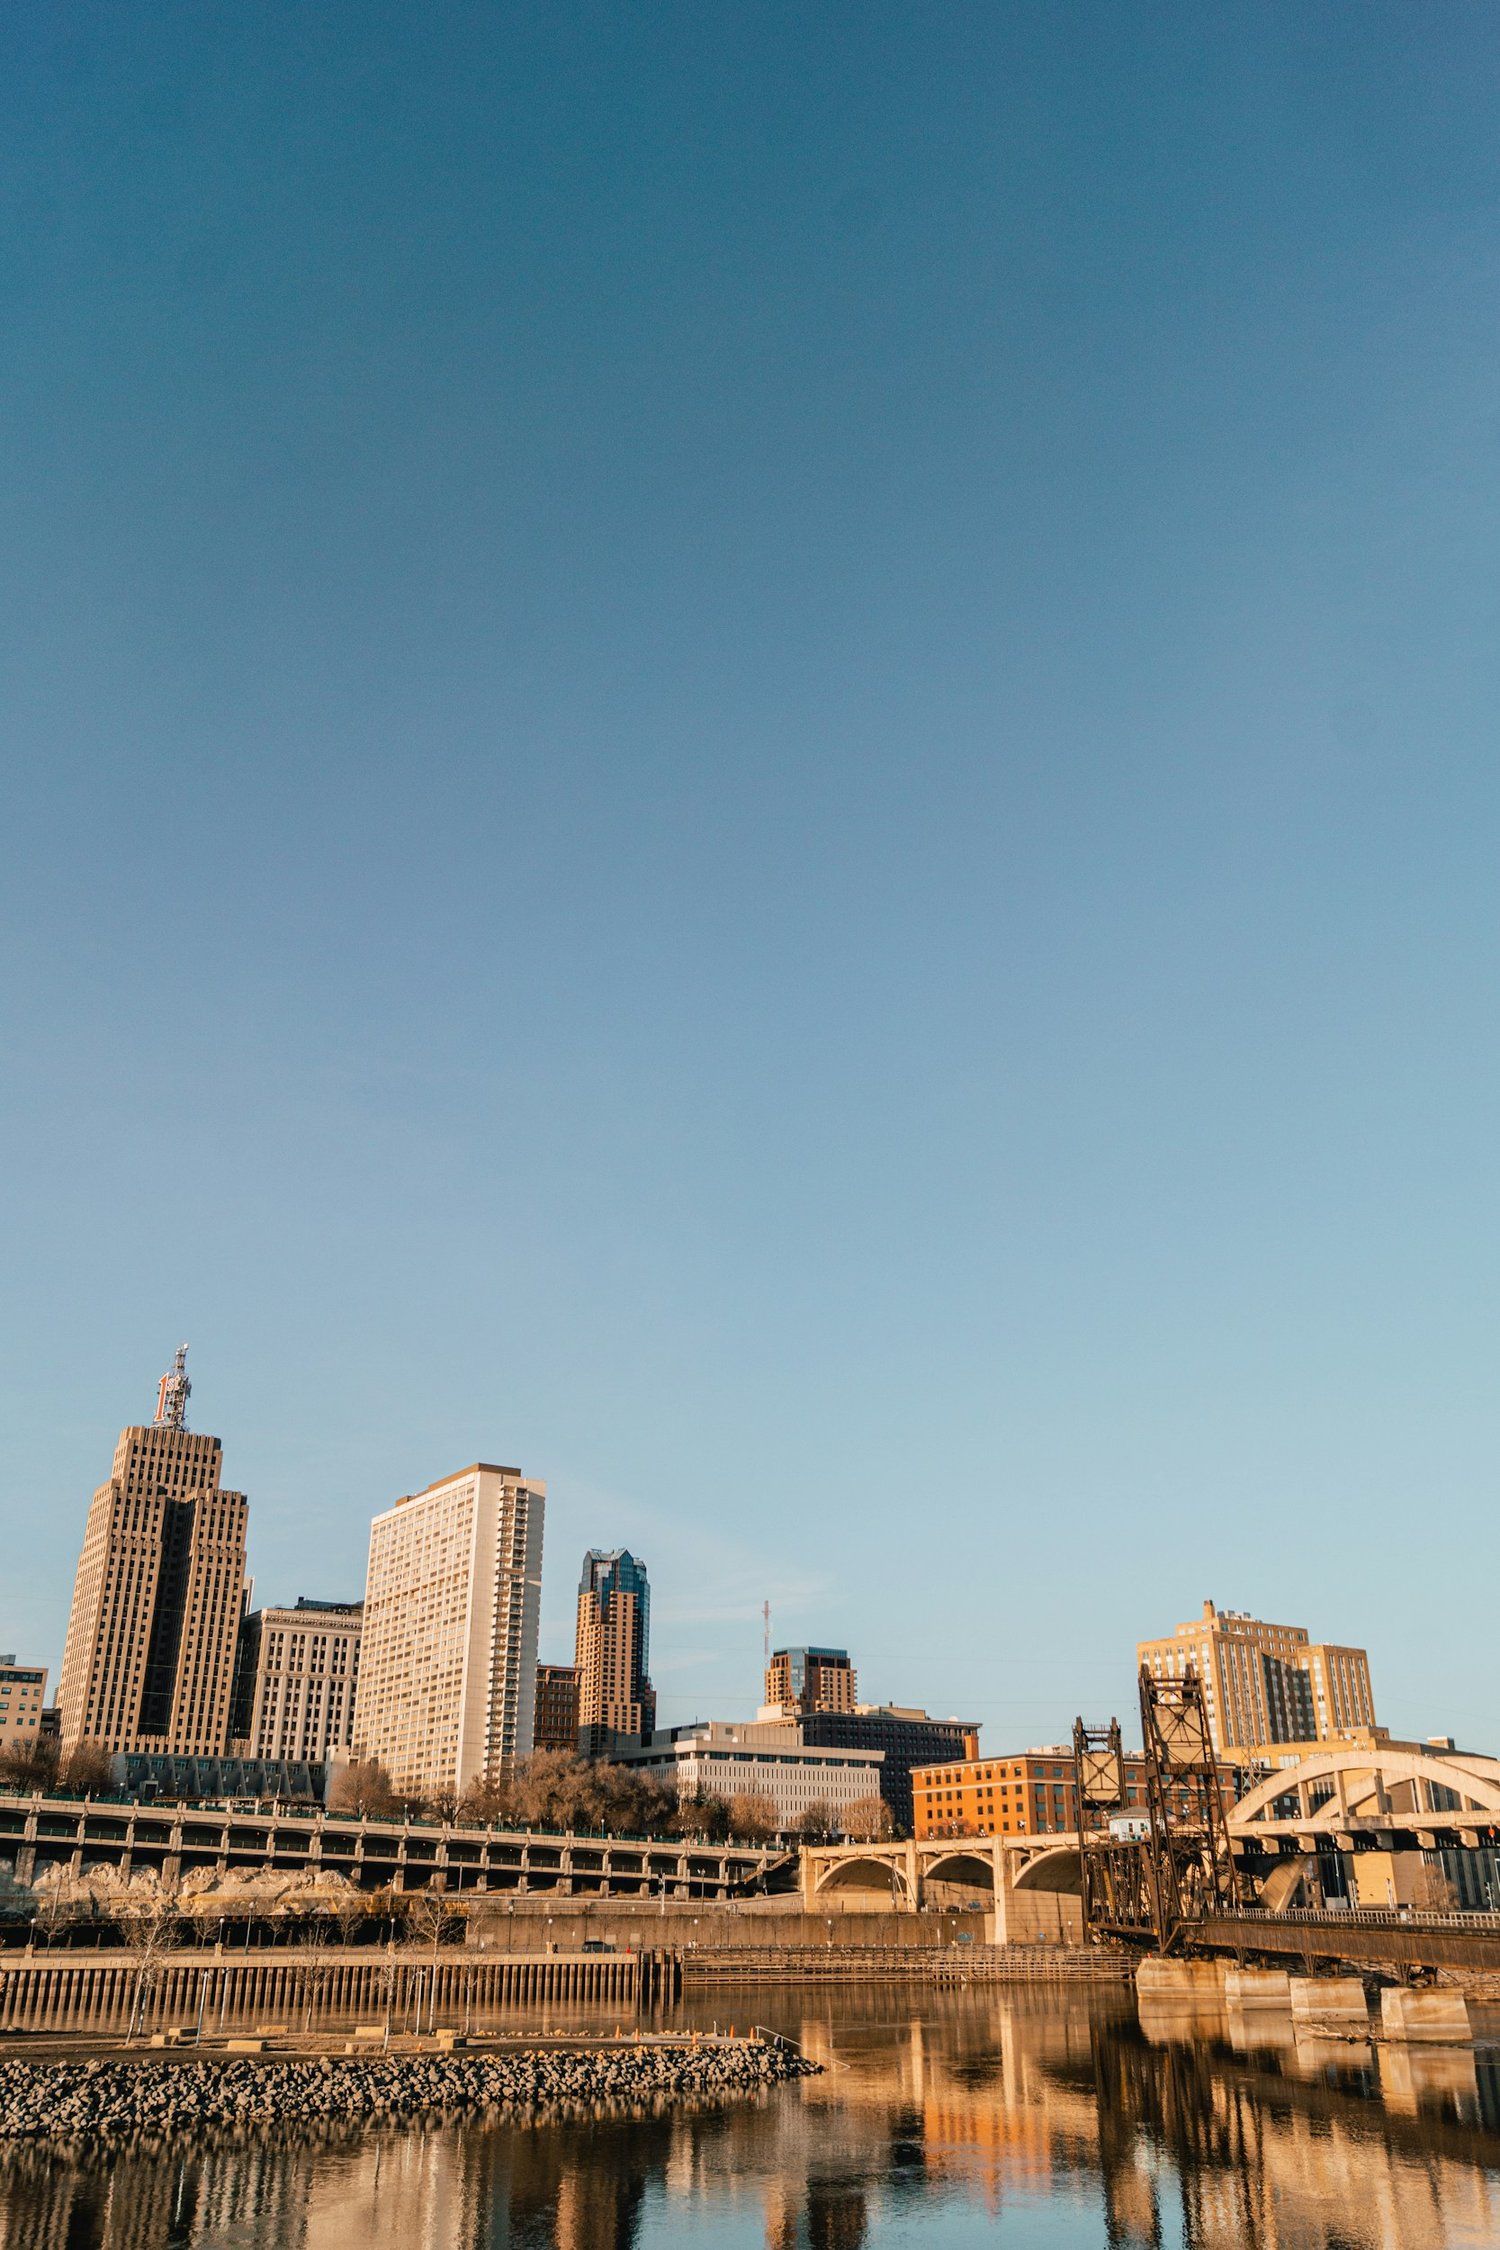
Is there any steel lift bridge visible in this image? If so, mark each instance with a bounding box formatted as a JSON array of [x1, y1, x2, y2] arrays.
[[1073, 1671, 1500, 1973], [1073, 1671, 1247, 1956]]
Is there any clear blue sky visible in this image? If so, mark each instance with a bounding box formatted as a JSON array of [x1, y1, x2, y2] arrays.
[[3, 4, 1497, 1752]]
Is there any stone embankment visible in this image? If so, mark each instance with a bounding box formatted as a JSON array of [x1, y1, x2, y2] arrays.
[[0, 2041, 814, 2143]]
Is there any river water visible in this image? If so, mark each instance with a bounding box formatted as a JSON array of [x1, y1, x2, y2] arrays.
[[1, 1980, 1498, 2247]]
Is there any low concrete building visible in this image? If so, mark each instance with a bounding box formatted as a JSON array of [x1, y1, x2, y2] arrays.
[[108, 1751, 333, 1805], [0, 1659, 47, 1757], [612, 1719, 883, 1835]]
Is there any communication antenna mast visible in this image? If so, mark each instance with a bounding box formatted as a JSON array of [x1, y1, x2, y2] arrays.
[[154, 1344, 191, 1431], [763, 1601, 771, 1665]]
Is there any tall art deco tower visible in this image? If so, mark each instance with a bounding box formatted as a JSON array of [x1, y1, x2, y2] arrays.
[[56, 1348, 249, 1758]]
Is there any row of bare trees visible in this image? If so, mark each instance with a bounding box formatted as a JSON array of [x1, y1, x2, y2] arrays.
[[1, 1733, 899, 1845], [0, 1735, 113, 1794], [331, 1749, 896, 1842]]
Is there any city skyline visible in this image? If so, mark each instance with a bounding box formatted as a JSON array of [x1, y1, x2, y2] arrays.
[[6, 1349, 1487, 1765]]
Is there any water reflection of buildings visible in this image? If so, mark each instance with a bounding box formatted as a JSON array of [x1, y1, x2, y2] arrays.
[[1, 1992, 1499, 2249]]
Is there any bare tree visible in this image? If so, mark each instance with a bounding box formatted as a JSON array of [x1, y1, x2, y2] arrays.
[[115, 1879, 181, 2040], [330, 1759, 397, 1818], [673, 1790, 731, 1842], [727, 1791, 779, 1842], [499, 1750, 679, 1839], [405, 1883, 464, 2035], [58, 1741, 113, 1795], [457, 1774, 512, 1827], [839, 1794, 896, 1842], [331, 1879, 369, 1950], [30, 1868, 83, 1948], [799, 1799, 838, 1845], [1410, 1860, 1461, 1913], [287, 1885, 345, 2032], [0, 1736, 60, 1792]]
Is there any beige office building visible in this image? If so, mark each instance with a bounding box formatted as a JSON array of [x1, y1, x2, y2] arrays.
[[230, 1599, 362, 1765], [1138, 1600, 1378, 1766], [0, 1659, 48, 1756], [56, 1352, 248, 1758], [356, 1464, 544, 1799]]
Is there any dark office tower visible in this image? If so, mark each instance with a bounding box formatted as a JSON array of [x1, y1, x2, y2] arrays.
[[575, 1549, 656, 1755], [56, 1349, 248, 1758]]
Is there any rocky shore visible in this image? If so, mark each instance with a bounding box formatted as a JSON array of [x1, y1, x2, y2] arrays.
[[0, 2040, 816, 2143]]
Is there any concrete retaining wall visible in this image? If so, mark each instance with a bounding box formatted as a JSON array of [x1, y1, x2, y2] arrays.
[[465, 1899, 999, 1954]]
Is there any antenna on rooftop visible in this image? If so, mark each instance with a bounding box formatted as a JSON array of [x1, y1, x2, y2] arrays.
[[154, 1344, 191, 1431], [763, 1600, 771, 1665]]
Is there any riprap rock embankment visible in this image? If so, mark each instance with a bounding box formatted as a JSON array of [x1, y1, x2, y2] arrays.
[[0, 2042, 815, 2142]]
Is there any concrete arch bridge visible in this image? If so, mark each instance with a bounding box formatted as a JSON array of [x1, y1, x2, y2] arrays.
[[800, 1834, 1081, 1944]]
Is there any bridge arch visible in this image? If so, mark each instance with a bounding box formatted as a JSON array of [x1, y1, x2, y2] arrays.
[[919, 1849, 999, 1891], [1007, 1845, 1082, 1894], [809, 1851, 914, 1901], [1233, 1746, 1500, 1831]]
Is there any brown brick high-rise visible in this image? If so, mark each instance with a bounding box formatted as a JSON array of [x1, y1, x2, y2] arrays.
[[57, 1353, 248, 1758]]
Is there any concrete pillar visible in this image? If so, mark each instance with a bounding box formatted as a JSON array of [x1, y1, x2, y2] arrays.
[[1289, 1977, 1367, 2032], [1380, 1989, 1472, 2045], [991, 1846, 1014, 1945], [1224, 1969, 1291, 2009], [1137, 1958, 1226, 2001]]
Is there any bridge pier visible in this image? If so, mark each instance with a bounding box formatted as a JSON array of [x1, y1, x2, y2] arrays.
[[1137, 1958, 1225, 2001], [1289, 1976, 1367, 2032], [1380, 1989, 1472, 2044]]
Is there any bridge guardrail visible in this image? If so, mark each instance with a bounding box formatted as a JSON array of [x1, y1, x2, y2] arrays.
[[1233, 1903, 1500, 1933]]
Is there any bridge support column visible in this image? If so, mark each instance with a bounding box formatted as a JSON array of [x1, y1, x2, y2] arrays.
[[1137, 1958, 1226, 2001], [1380, 1989, 1472, 2044], [991, 1843, 1016, 1944], [1289, 1977, 1367, 2032], [1224, 1968, 1291, 2010]]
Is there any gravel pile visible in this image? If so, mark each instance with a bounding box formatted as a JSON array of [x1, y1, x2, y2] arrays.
[[0, 2042, 816, 2143]]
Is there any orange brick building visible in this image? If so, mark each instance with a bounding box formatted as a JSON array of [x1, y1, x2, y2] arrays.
[[912, 1746, 1234, 1839]]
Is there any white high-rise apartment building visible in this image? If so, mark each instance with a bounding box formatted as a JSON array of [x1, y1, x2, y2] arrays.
[[356, 1464, 544, 1799]]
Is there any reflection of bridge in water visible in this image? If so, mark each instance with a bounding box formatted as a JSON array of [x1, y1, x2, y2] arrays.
[[803, 1741, 1500, 1973]]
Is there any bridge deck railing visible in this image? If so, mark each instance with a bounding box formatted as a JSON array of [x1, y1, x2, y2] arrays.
[[1230, 1903, 1500, 1934]]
